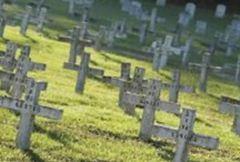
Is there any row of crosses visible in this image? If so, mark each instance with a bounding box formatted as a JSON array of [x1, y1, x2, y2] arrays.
[[139, 80, 219, 162], [0, 42, 63, 150]]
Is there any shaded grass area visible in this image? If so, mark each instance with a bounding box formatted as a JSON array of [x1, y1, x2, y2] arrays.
[[0, 0, 239, 162]]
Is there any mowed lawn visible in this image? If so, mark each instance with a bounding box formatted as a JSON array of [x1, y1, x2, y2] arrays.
[[0, 0, 239, 162]]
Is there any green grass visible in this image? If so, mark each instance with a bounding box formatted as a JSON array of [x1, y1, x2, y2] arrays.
[[0, 0, 239, 161]]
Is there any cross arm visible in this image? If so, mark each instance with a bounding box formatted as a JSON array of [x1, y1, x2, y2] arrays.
[[0, 96, 63, 120], [0, 58, 16, 69], [58, 35, 71, 42], [102, 76, 123, 87], [152, 124, 219, 150], [89, 67, 104, 77], [179, 85, 195, 93], [122, 92, 143, 106], [29, 62, 46, 71], [190, 133, 219, 150], [155, 100, 181, 115]]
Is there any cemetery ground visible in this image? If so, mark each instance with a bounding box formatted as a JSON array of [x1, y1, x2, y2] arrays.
[[0, 0, 239, 161]]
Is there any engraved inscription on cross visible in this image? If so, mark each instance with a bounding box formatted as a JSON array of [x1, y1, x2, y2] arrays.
[[121, 79, 181, 116], [139, 80, 219, 162], [0, 45, 46, 98], [0, 79, 63, 150], [219, 96, 240, 135]]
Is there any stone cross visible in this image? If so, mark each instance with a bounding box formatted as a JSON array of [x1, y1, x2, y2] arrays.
[[175, 11, 191, 44], [103, 62, 131, 87], [219, 96, 240, 135], [0, 45, 46, 99], [36, 7, 48, 32], [185, 2, 196, 18], [60, 26, 93, 67], [29, 0, 46, 17], [158, 35, 182, 69], [181, 36, 193, 66], [95, 25, 106, 51], [139, 81, 219, 161], [0, 12, 6, 37], [149, 8, 158, 33], [189, 51, 222, 92], [20, 5, 33, 35], [195, 20, 207, 34], [68, 0, 75, 16], [152, 39, 163, 71], [161, 70, 195, 103], [0, 79, 63, 150], [122, 79, 181, 116], [0, 42, 18, 91], [64, 52, 104, 93], [139, 20, 148, 44], [235, 56, 240, 82], [215, 4, 226, 18]]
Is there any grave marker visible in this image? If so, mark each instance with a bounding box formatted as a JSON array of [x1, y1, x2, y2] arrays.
[[215, 4, 226, 18], [0, 45, 46, 98], [0, 79, 63, 150], [139, 21, 148, 44], [149, 8, 158, 33], [20, 5, 32, 35], [156, 0, 166, 7], [64, 52, 104, 93], [139, 82, 219, 161], [195, 20, 207, 34], [185, 2, 196, 18], [219, 96, 240, 135]]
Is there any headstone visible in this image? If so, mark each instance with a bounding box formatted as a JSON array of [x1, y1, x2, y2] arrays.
[[195, 20, 207, 34], [185, 2, 196, 18], [215, 4, 226, 18], [156, 0, 166, 7], [0, 14, 6, 37], [68, 0, 75, 16], [139, 84, 219, 161], [20, 5, 32, 35], [152, 38, 163, 70], [0, 79, 63, 150]]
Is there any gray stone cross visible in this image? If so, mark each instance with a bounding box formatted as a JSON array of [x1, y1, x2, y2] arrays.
[[0, 45, 46, 98], [122, 79, 181, 116], [153, 35, 182, 70], [60, 26, 93, 67], [161, 70, 195, 103], [0, 79, 63, 150], [64, 52, 104, 93], [219, 96, 240, 135], [189, 51, 221, 92], [139, 79, 219, 162], [20, 5, 33, 35]]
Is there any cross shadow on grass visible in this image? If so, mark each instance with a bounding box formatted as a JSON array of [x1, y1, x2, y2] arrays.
[[24, 150, 45, 162], [85, 125, 138, 141]]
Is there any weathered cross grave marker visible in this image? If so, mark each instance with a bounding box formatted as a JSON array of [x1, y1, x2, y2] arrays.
[[152, 35, 182, 70], [139, 80, 219, 161], [195, 20, 207, 34], [60, 26, 94, 68], [0, 45, 46, 98], [139, 21, 148, 44], [0, 79, 63, 150], [161, 70, 195, 103], [0, 41, 18, 91], [189, 51, 221, 92], [219, 96, 240, 135], [185, 2, 196, 18], [122, 79, 181, 116], [64, 52, 104, 93]]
